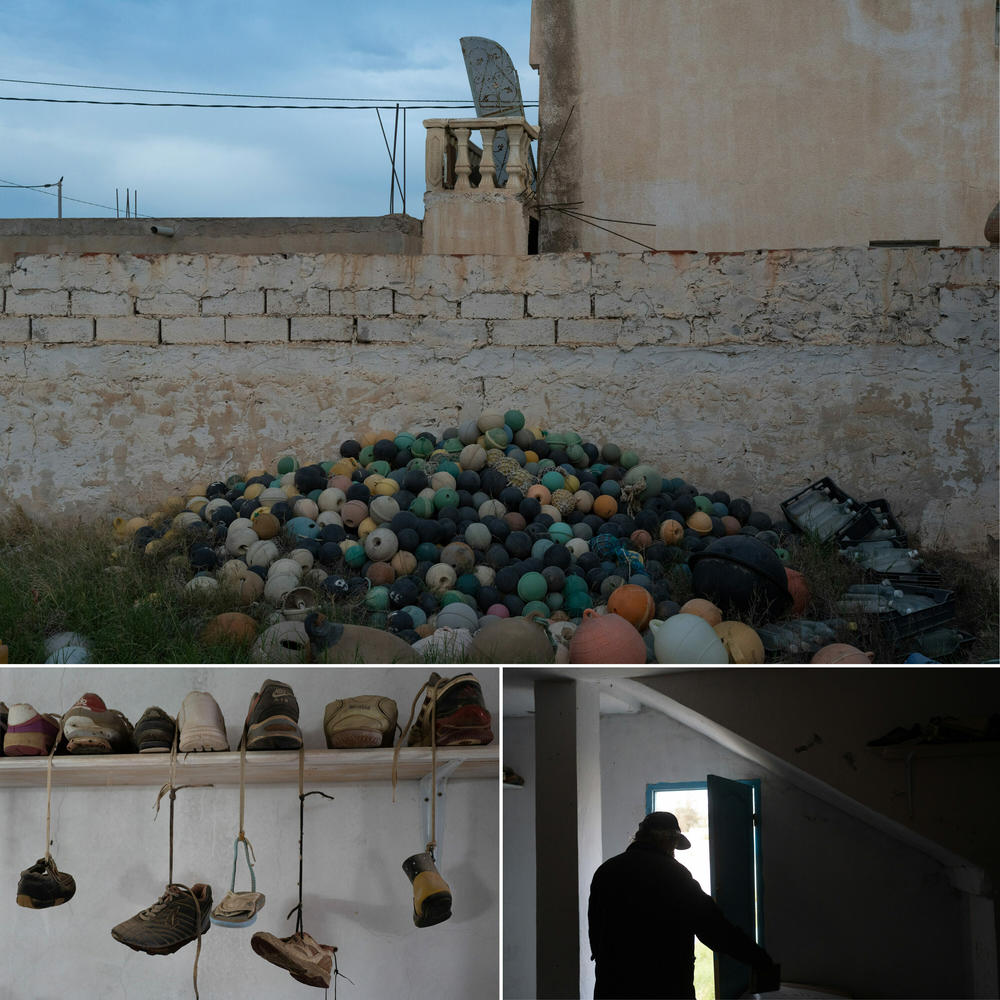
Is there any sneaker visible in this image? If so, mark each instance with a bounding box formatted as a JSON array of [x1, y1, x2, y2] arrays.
[[177, 692, 229, 752], [62, 693, 135, 754], [323, 696, 398, 748], [134, 707, 177, 753], [16, 856, 76, 908], [111, 883, 213, 955], [402, 851, 452, 928], [251, 929, 336, 988], [405, 673, 493, 747], [4, 703, 61, 756], [210, 889, 266, 928], [245, 679, 302, 751]]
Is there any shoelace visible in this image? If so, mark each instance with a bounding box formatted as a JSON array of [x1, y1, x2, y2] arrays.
[[150, 721, 206, 1000], [391, 674, 444, 853]]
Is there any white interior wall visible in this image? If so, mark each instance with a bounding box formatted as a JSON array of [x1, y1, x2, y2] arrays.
[[600, 707, 967, 1000], [503, 716, 535, 1000], [503, 688, 971, 1000], [0, 666, 499, 1000]]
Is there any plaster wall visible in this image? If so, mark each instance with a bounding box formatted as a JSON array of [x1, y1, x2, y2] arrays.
[[530, 0, 999, 252], [642, 668, 1000, 879], [597, 704, 969, 999], [503, 690, 972, 999], [0, 666, 499, 1000], [0, 247, 996, 554], [503, 715, 536, 1000], [0, 216, 423, 262]]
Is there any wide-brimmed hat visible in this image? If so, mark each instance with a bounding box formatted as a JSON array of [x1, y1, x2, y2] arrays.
[[637, 811, 691, 850]]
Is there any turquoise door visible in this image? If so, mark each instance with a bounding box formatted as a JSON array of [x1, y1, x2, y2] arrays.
[[707, 774, 759, 999]]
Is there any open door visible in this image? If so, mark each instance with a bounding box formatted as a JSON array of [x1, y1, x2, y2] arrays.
[[707, 774, 759, 1000]]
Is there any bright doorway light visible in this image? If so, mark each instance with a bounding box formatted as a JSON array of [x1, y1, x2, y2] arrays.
[[652, 785, 715, 1000]]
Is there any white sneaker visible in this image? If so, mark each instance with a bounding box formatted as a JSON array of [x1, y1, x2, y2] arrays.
[[177, 691, 229, 751]]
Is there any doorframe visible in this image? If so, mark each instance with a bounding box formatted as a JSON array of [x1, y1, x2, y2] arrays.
[[646, 778, 766, 948]]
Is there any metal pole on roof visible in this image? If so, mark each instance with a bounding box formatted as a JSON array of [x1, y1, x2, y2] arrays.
[[57, 176, 63, 218]]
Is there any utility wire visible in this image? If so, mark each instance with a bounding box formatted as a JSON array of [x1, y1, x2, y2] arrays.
[[0, 95, 529, 111], [0, 76, 538, 106], [0, 175, 145, 216]]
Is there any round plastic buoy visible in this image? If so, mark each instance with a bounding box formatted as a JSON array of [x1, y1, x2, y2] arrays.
[[649, 614, 728, 664]]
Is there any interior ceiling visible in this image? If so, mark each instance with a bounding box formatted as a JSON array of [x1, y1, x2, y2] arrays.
[[502, 667, 703, 716]]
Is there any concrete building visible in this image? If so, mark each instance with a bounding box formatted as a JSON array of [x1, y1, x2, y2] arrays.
[[504, 667, 1000, 999], [529, 0, 999, 252]]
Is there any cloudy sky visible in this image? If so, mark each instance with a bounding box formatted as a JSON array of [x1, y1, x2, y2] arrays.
[[0, 0, 537, 220]]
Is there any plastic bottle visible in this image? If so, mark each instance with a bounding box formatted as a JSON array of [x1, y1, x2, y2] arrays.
[[842, 547, 922, 573], [889, 593, 937, 615]]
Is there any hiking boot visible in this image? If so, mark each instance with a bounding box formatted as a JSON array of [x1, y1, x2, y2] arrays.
[[177, 692, 229, 752], [4, 703, 61, 756], [402, 851, 452, 928], [211, 890, 266, 928], [245, 679, 302, 751], [405, 673, 494, 747], [111, 883, 212, 955], [251, 930, 336, 988], [62, 692, 135, 754], [323, 695, 397, 748], [134, 706, 177, 753], [16, 856, 76, 908]]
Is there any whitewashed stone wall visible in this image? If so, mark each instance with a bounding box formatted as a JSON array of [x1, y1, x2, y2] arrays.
[[0, 247, 996, 553]]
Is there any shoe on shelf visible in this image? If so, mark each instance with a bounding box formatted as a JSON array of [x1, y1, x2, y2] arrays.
[[111, 883, 212, 955], [16, 856, 76, 909], [177, 692, 229, 752], [251, 929, 336, 988], [406, 673, 494, 747], [323, 696, 398, 748], [4, 704, 61, 756], [245, 679, 302, 751], [134, 707, 177, 753], [210, 889, 266, 928], [62, 693, 135, 754], [402, 851, 452, 928]]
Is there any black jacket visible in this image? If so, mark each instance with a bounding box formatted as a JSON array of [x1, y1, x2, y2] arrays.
[[588, 842, 773, 999]]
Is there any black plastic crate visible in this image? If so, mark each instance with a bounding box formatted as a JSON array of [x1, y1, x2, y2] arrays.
[[862, 498, 909, 546], [781, 477, 877, 543], [876, 586, 956, 642], [865, 568, 946, 589], [899, 627, 976, 660]]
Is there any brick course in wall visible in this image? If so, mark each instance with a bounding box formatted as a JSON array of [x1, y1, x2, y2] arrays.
[[0, 247, 996, 552]]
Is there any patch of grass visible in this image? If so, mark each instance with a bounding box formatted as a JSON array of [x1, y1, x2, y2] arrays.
[[776, 534, 998, 663], [0, 511, 368, 663]]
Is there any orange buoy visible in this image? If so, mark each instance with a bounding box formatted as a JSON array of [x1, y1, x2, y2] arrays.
[[569, 609, 646, 663], [659, 518, 684, 545], [593, 495, 618, 519], [201, 612, 258, 645], [811, 644, 874, 664], [680, 598, 723, 628], [785, 568, 810, 616], [607, 584, 655, 632]]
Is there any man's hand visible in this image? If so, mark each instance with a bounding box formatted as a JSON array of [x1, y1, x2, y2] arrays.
[[750, 960, 781, 994]]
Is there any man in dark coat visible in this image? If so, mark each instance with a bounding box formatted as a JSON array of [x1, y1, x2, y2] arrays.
[[588, 811, 780, 999]]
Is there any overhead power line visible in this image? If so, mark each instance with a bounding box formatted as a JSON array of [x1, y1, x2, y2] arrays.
[[0, 95, 529, 111], [0, 76, 538, 107], [0, 175, 143, 216]]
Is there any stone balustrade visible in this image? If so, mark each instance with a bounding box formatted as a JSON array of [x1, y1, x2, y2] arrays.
[[424, 116, 538, 194], [423, 117, 539, 255]]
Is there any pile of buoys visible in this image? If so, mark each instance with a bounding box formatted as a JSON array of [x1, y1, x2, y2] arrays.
[[112, 408, 823, 664]]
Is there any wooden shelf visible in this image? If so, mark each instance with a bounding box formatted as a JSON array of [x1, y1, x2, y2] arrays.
[[0, 745, 498, 788], [868, 740, 1000, 761]]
